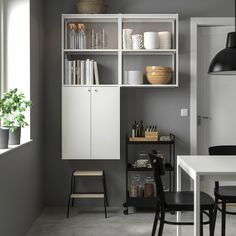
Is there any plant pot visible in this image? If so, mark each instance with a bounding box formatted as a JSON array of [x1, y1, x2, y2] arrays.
[[0, 127, 9, 149], [9, 127, 21, 145]]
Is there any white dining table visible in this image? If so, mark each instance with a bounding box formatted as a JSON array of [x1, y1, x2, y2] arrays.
[[177, 155, 236, 236]]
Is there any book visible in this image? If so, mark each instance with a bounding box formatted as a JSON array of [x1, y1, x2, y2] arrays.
[[73, 60, 76, 85], [94, 61, 100, 85], [68, 60, 72, 85], [90, 60, 94, 85], [76, 60, 81, 84], [80, 60, 85, 85], [86, 59, 90, 85], [64, 59, 68, 84]]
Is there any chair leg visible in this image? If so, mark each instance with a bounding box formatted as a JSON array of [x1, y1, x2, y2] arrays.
[[221, 201, 226, 236], [158, 207, 165, 236], [213, 197, 218, 233], [200, 211, 203, 236], [151, 206, 159, 236], [209, 208, 214, 236]]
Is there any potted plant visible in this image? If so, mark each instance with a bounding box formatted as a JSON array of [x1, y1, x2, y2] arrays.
[[0, 88, 32, 146]]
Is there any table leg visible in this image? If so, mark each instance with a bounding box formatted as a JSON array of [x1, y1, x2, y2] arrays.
[[194, 174, 200, 236], [177, 160, 182, 236]]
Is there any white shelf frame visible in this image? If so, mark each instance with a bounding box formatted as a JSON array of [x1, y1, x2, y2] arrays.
[[62, 14, 179, 88]]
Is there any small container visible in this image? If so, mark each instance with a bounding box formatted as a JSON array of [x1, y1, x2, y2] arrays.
[[136, 151, 149, 168], [126, 70, 143, 85], [130, 175, 140, 197], [68, 23, 77, 49], [144, 176, 155, 198]]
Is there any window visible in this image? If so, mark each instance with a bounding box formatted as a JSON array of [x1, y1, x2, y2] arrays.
[[0, 0, 30, 142], [0, 0, 4, 95]]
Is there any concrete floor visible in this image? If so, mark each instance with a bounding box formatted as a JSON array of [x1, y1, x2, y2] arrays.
[[26, 207, 236, 236]]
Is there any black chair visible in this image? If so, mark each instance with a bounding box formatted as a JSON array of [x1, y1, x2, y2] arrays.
[[209, 145, 236, 236], [149, 152, 215, 236]]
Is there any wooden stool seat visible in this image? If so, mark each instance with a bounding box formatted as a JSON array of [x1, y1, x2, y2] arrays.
[[73, 170, 103, 176], [67, 169, 108, 218], [71, 193, 105, 199]]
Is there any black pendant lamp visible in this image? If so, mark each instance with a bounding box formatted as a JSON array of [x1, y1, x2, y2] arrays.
[[208, 0, 236, 74]]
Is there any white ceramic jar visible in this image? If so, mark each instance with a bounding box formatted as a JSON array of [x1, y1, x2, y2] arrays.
[[144, 32, 159, 49], [125, 70, 143, 84]]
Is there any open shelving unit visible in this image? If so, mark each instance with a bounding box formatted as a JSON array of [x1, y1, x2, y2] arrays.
[[62, 14, 178, 87], [61, 14, 178, 160]]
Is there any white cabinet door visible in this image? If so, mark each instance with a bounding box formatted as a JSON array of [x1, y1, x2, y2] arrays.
[[91, 87, 120, 159], [62, 87, 91, 159]]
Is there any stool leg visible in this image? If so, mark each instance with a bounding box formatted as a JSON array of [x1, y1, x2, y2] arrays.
[[67, 196, 71, 218], [104, 196, 107, 218], [72, 176, 76, 207], [67, 172, 74, 218], [103, 172, 109, 207]]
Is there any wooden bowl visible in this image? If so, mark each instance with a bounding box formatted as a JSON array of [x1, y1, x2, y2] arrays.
[[146, 72, 171, 84], [146, 66, 171, 73]]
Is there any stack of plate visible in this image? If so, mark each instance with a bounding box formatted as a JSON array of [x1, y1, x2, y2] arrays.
[[146, 66, 172, 84], [158, 31, 171, 49]]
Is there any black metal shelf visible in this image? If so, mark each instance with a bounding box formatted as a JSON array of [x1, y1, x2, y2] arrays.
[[127, 163, 174, 172], [127, 133, 175, 145], [127, 140, 174, 145], [124, 197, 157, 208], [123, 133, 176, 215]]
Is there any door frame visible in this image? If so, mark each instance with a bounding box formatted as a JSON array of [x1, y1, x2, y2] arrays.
[[190, 17, 234, 154]]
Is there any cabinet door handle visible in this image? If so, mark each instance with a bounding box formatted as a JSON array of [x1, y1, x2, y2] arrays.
[[88, 89, 91, 92], [94, 89, 98, 92]]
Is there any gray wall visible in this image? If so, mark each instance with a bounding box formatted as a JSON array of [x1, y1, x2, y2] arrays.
[[44, 0, 234, 206], [0, 0, 45, 235]]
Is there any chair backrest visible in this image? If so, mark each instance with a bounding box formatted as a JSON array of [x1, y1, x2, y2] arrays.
[[209, 145, 236, 155], [149, 151, 166, 205], [209, 146, 236, 188]]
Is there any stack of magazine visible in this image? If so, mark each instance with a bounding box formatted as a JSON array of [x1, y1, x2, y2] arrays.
[[64, 59, 100, 85]]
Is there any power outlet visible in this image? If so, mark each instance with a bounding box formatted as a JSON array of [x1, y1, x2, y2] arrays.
[[181, 108, 189, 117]]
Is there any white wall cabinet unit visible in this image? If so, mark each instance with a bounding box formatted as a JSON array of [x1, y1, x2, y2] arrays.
[[91, 87, 120, 159], [62, 86, 120, 160], [62, 87, 91, 159]]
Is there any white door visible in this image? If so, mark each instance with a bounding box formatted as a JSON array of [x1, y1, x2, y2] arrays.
[[62, 87, 91, 159], [91, 87, 120, 159], [197, 26, 236, 155]]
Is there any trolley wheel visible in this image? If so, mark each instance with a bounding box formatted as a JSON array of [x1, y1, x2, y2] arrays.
[[170, 210, 176, 215], [123, 209, 128, 215]]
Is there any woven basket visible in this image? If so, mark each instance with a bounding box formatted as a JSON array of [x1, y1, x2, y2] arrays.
[[76, 0, 108, 14]]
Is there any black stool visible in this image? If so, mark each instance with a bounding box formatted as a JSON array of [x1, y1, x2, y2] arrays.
[[67, 170, 108, 218]]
